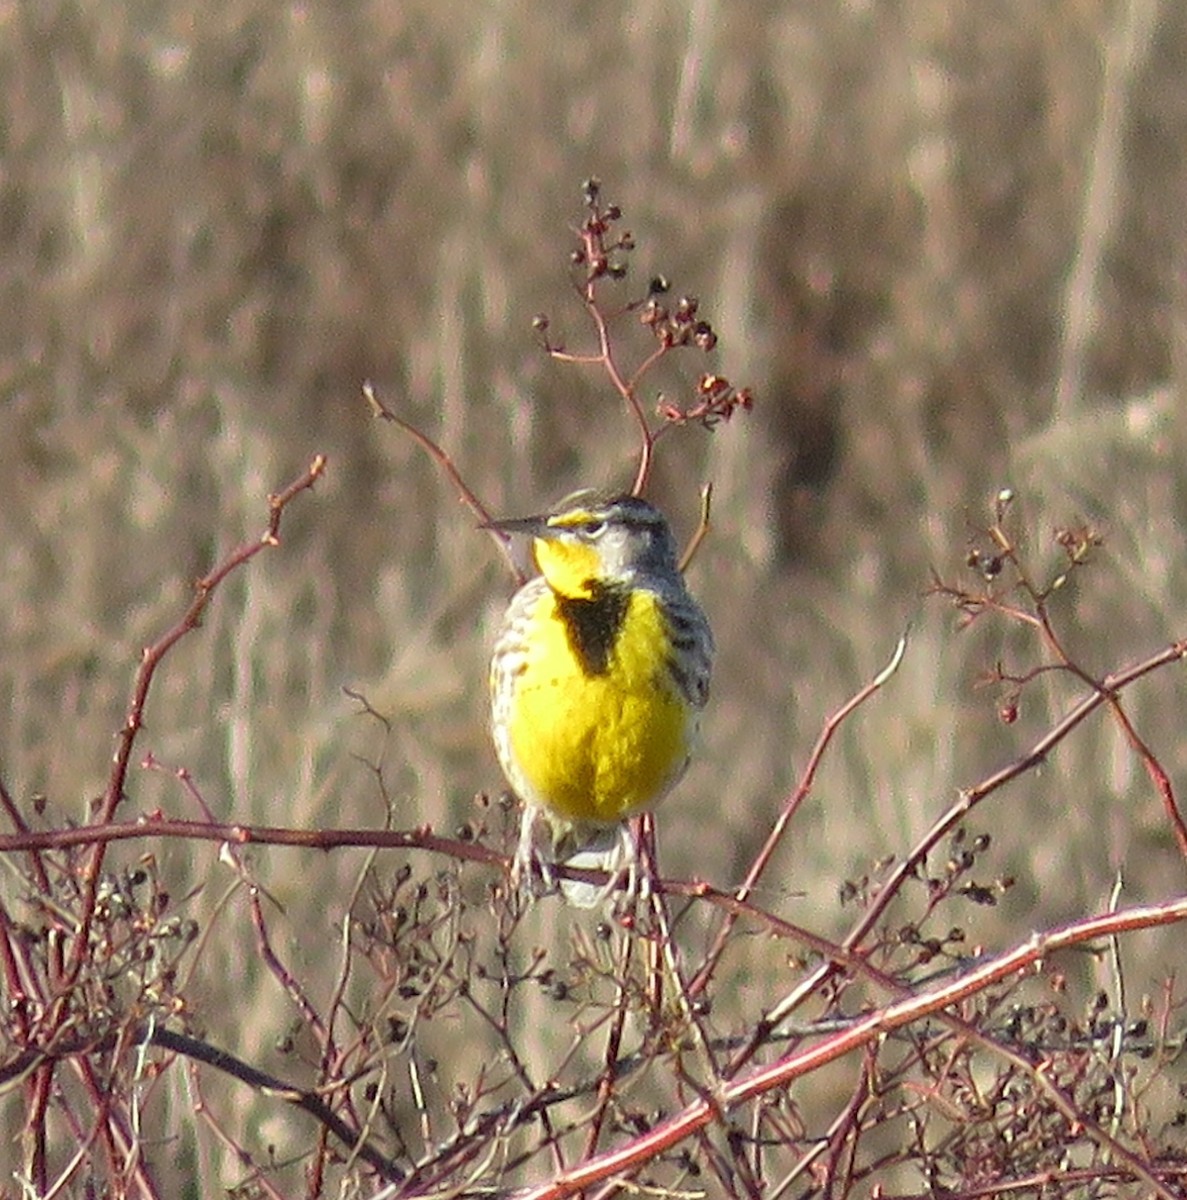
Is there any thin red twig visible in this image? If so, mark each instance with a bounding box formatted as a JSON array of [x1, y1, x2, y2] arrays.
[[0, 815, 506, 864], [56, 456, 326, 1000], [689, 630, 909, 998]]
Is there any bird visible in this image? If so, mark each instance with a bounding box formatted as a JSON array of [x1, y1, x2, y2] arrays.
[[488, 492, 713, 906]]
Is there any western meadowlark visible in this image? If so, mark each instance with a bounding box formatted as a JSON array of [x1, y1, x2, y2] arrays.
[[489, 493, 713, 905]]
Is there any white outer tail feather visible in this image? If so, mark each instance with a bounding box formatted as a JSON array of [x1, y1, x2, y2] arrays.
[[556, 824, 634, 908]]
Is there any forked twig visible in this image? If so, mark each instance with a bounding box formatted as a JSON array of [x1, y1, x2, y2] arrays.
[[364, 381, 523, 580], [59, 456, 327, 998], [689, 630, 909, 999], [677, 483, 713, 574]]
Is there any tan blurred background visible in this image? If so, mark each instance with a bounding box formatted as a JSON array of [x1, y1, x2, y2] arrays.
[[3, 0, 1187, 1186]]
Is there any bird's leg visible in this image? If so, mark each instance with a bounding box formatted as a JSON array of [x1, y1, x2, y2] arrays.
[[512, 805, 557, 899]]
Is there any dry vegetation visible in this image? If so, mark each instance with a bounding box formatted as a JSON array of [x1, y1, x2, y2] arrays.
[[3, 1, 1187, 1196]]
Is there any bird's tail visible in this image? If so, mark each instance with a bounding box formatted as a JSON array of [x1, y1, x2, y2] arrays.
[[513, 809, 635, 908], [553, 824, 631, 908]]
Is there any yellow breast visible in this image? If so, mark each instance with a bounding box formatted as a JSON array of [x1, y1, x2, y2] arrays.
[[505, 587, 691, 825]]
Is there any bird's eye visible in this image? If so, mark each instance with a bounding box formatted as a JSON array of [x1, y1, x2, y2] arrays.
[[581, 520, 607, 538]]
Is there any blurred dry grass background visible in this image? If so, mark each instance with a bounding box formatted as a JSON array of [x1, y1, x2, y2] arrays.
[[3, 0, 1187, 1190]]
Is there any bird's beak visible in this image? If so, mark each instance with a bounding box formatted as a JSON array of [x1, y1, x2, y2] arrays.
[[481, 514, 550, 538]]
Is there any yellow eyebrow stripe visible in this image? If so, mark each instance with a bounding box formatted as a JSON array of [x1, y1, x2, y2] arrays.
[[546, 509, 598, 529]]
